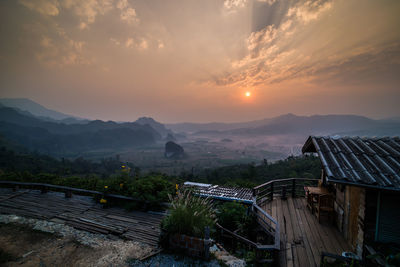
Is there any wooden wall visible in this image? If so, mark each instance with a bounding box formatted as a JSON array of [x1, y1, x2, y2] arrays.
[[332, 184, 366, 256]]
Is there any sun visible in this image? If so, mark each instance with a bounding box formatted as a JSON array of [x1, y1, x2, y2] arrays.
[[245, 91, 251, 97]]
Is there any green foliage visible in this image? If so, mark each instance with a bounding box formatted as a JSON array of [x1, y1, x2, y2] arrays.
[[193, 155, 321, 187], [216, 202, 248, 231], [129, 175, 175, 210], [0, 146, 134, 177], [162, 190, 216, 238], [216, 202, 258, 238]]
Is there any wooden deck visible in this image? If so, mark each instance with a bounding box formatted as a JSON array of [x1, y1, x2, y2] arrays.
[[262, 197, 351, 267], [0, 188, 163, 248]]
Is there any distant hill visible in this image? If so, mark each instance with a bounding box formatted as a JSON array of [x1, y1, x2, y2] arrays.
[[228, 114, 398, 136], [0, 107, 161, 156], [135, 117, 173, 138], [167, 113, 400, 137], [0, 98, 88, 123]]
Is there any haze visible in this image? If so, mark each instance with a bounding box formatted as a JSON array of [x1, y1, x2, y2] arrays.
[[0, 0, 399, 123]]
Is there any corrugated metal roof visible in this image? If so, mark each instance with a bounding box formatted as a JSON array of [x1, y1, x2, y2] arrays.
[[183, 182, 253, 204], [302, 136, 400, 190]]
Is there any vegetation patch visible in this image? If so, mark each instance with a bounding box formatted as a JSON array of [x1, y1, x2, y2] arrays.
[[162, 190, 216, 239]]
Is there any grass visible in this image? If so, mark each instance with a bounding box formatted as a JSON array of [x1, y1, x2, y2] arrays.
[[162, 189, 216, 238]]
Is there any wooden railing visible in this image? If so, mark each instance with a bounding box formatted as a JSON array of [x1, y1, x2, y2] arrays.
[[253, 178, 319, 207], [0, 180, 159, 206], [214, 178, 318, 263], [252, 202, 280, 250]]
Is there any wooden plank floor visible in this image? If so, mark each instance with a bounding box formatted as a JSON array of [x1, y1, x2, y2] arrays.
[[0, 188, 164, 248], [262, 197, 351, 267]]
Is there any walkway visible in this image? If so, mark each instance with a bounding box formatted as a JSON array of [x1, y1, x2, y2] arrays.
[[262, 197, 351, 267]]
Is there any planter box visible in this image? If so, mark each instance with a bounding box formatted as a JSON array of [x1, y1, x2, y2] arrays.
[[169, 233, 211, 258]]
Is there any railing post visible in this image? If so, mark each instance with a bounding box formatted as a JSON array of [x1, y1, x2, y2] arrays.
[[204, 226, 210, 260], [292, 179, 296, 198], [270, 182, 274, 202], [65, 190, 72, 198], [252, 188, 257, 205], [41, 186, 48, 194]]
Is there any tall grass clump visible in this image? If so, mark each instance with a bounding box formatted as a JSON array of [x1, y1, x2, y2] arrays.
[[162, 189, 216, 238]]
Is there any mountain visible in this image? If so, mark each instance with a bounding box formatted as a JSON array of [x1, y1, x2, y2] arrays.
[[168, 113, 400, 137], [230, 114, 370, 134], [0, 98, 87, 122], [135, 117, 173, 138], [0, 107, 161, 156], [227, 114, 400, 137]]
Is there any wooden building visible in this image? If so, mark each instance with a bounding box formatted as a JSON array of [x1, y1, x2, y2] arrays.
[[302, 136, 400, 257]]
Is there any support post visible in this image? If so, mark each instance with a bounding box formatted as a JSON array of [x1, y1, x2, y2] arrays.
[[204, 226, 210, 260], [41, 186, 48, 194], [65, 190, 72, 198], [374, 191, 381, 242], [270, 182, 274, 201], [281, 185, 287, 200], [292, 179, 296, 198], [252, 188, 257, 206]]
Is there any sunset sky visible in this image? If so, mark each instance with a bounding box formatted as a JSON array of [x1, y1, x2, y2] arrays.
[[0, 0, 399, 123]]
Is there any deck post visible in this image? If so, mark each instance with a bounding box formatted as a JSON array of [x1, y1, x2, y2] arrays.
[[252, 188, 257, 205], [292, 179, 296, 198], [270, 182, 274, 201], [65, 190, 72, 198], [41, 186, 48, 194], [204, 226, 210, 260]]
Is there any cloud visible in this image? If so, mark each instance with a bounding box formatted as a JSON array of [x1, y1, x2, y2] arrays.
[[116, 0, 129, 10], [19, 0, 60, 16], [115, 37, 149, 50], [158, 41, 165, 49], [247, 25, 277, 55], [62, 0, 114, 25], [120, 8, 138, 24], [223, 0, 248, 14], [211, 0, 364, 87], [125, 38, 134, 48], [117, 0, 139, 24], [257, 0, 276, 4], [35, 29, 90, 67], [287, 0, 332, 24]]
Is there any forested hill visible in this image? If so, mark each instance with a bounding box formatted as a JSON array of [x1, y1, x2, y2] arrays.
[[0, 145, 320, 188], [189, 155, 321, 187], [0, 107, 161, 156]]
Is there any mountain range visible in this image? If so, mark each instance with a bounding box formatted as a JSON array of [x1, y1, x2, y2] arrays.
[[0, 98, 88, 124], [167, 113, 400, 137], [0, 106, 161, 156], [0, 98, 399, 158]]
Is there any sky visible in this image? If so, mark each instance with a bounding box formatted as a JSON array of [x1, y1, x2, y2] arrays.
[[0, 0, 399, 123]]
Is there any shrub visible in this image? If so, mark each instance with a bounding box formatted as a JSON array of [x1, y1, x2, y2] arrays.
[[216, 202, 248, 231], [162, 190, 216, 238], [216, 201, 258, 239]]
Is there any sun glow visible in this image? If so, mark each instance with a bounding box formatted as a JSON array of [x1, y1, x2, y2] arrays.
[[245, 91, 251, 97]]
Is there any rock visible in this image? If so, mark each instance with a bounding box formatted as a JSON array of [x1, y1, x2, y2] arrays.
[[164, 141, 184, 159]]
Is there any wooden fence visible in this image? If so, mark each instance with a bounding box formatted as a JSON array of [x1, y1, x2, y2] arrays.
[[215, 178, 319, 263], [253, 178, 319, 206], [0, 180, 163, 206]]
